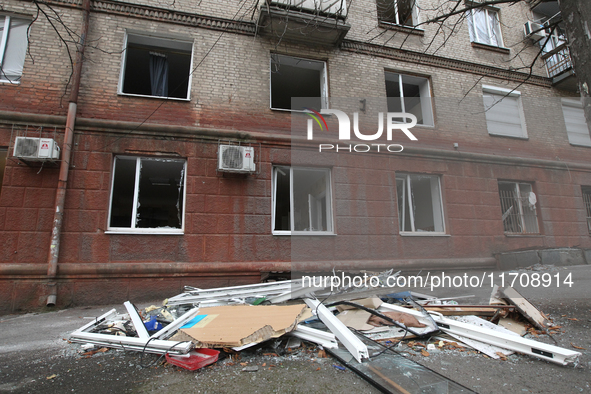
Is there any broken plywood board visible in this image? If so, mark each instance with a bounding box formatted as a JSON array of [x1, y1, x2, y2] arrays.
[[498, 317, 528, 336], [502, 287, 550, 329], [175, 304, 307, 348]]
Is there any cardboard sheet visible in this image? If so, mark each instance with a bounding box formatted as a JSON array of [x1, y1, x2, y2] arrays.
[[176, 304, 307, 347]]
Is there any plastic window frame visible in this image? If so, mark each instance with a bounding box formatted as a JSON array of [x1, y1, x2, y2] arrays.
[[106, 156, 187, 235], [271, 166, 335, 236]]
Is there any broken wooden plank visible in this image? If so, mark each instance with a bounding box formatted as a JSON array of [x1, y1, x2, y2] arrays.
[[502, 287, 550, 329]]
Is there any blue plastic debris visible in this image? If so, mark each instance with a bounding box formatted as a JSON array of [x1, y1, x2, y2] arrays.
[[144, 316, 162, 331]]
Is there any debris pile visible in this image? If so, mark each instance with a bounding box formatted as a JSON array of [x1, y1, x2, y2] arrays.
[[70, 273, 582, 391]]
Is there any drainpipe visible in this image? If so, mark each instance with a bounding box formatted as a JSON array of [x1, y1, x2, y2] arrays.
[[46, 0, 91, 307]]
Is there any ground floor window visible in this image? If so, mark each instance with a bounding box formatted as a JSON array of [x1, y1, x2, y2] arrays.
[[396, 173, 445, 233], [108, 156, 186, 233], [272, 166, 333, 234], [583, 187, 591, 234], [498, 181, 539, 234]]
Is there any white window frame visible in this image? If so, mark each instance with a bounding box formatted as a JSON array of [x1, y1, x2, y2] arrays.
[[396, 173, 446, 235], [498, 181, 539, 235], [466, 7, 504, 48], [107, 156, 187, 235], [482, 85, 527, 139], [561, 98, 591, 147], [385, 72, 434, 127], [272, 166, 334, 235], [118, 31, 194, 101], [0, 15, 30, 84], [270, 54, 328, 112], [377, 0, 421, 28]]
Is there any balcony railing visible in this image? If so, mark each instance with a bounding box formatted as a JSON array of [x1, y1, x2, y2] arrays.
[[542, 42, 573, 78]]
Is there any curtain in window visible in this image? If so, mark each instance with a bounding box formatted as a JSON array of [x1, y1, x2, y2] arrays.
[[1, 17, 30, 82], [149, 51, 168, 97], [487, 11, 500, 46]]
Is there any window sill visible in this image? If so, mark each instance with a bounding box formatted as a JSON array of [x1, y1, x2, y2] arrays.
[[399, 232, 450, 237], [117, 92, 191, 102], [272, 231, 337, 236], [471, 42, 510, 54], [488, 132, 528, 140], [569, 142, 591, 148], [0, 79, 21, 84], [105, 229, 184, 235], [378, 22, 425, 36], [270, 107, 328, 113], [504, 233, 542, 237]]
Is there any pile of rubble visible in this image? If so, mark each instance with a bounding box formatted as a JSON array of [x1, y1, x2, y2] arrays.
[[69, 272, 582, 392]]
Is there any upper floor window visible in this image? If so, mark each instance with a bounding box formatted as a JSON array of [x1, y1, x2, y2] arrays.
[[119, 32, 193, 100], [108, 156, 186, 234], [270, 54, 328, 111], [482, 85, 527, 139], [561, 99, 591, 147], [385, 72, 433, 126], [272, 166, 333, 235], [466, 8, 504, 47], [0, 15, 30, 83], [377, 0, 419, 28]]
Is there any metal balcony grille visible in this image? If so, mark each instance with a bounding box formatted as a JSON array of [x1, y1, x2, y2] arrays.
[[543, 43, 573, 78], [499, 183, 539, 234], [583, 189, 591, 234]]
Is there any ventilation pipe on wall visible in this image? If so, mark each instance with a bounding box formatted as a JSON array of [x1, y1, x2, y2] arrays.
[[46, 0, 91, 307]]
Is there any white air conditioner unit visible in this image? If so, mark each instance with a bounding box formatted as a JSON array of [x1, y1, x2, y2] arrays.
[[218, 145, 256, 173], [524, 21, 546, 41], [13, 137, 60, 161]]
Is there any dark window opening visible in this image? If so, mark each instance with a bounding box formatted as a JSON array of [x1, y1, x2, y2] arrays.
[[122, 34, 192, 99], [270, 54, 326, 111], [109, 157, 186, 231], [377, 0, 416, 27]]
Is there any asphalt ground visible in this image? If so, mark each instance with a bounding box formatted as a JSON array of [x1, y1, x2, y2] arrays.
[[0, 264, 590, 393]]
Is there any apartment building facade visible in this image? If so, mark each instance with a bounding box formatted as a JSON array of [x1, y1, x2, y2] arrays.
[[1, 0, 590, 311]]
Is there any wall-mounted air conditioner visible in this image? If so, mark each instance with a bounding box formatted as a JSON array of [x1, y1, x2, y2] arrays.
[[524, 21, 546, 41], [217, 145, 256, 173], [13, 137, 60, 161]]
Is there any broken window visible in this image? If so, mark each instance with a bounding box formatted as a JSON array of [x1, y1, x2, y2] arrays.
[[561, 99, 591, 147], [272, 166, 333, 234], [498, 181, 539, 234], [119, 33, 193, 99], [376, 0, 419, 27], [466, 8, 504, 47], [396, 174, 445, 233], [583, 187, 591, 235], [108, 156, 186, 233], [482, 85, 527, 138], [270, 54, 327, 111], [385, 72, 433, 126], [0, 15, 30, 83]]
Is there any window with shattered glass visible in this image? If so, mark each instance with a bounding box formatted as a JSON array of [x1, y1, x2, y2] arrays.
[[108, 156, 186, 233], [272, 166, 333, 234], [396, 174, 445, 233]]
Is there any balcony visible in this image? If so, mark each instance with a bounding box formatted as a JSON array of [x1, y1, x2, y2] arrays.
[[257, 0, 350, 46], [542, 43, 577, 91]]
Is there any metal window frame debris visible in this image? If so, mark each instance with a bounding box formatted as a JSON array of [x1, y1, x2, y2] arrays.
[[69, 331, 193, 355], [290, 324, 338, 349], [305, 298, 369, 363], [150, 307, 200, 340], [379, 303, 581, 365], [124, 301, 150, 340], [168, 280, 299, 305]]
